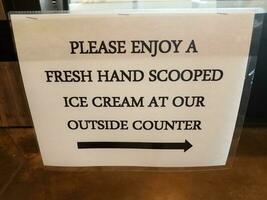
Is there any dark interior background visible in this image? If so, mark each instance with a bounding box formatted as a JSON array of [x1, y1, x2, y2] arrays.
[[0, 0, 266, 126], [246, 13, 267, 124]]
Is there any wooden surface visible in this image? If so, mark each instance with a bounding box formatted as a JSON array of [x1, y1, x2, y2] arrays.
[[0, 62, 32, 127], [0, 126, 266, 200], [0, 0, 6, 20]]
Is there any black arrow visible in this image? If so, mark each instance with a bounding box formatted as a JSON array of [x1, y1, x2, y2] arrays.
[[77, 140, 192, 152]]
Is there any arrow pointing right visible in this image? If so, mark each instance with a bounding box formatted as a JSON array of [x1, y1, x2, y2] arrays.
[[77, 140, 193, 152], [183, 140, 193, 152]]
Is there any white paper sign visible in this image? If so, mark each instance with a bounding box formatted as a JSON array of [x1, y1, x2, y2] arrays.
[[11, 11, 254, 167]]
